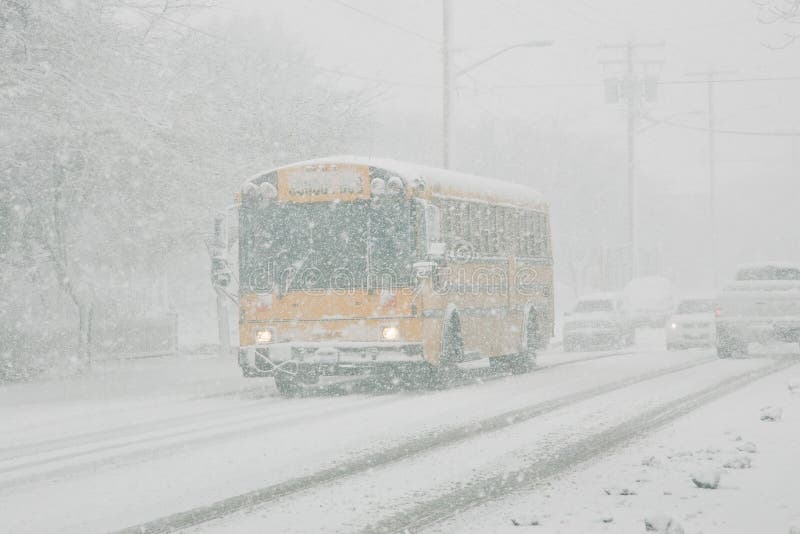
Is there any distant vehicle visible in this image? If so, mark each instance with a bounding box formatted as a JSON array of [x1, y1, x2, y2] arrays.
[[233, 156, 554, 395], [623, 276, 674, 328], [716, 262, 800, 358], [666, 298, 716, 350], [563, 293, 634, 351]]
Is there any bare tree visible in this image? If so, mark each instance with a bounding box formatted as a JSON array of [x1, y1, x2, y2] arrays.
[[1, 0, 371, 374], [755, 0, 800, 47]]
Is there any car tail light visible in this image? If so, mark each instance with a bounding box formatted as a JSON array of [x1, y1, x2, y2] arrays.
[[714, 307, 722, 318]]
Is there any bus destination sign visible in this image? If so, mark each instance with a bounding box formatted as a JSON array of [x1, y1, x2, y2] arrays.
[[286, 168, 364, 197]]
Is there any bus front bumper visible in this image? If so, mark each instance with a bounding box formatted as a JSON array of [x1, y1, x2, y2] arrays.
[[239, 341, 426, 377]]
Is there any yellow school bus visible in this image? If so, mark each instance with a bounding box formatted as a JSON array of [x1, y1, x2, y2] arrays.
[[236, 156, 553, 394]]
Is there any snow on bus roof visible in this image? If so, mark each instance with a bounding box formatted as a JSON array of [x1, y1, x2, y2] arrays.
[[244, 155, 546, 209]]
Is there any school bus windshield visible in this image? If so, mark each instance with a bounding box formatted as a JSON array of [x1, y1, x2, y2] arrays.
[[239, 198, 415, 292]]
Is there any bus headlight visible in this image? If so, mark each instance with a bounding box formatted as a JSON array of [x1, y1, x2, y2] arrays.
[[256, 329, 273, 344], [381, 326, 400, 341]]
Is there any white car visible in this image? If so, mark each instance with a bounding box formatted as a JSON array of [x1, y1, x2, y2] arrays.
[[666, 298, 716, 350], [563, 293, 635, 352], [623, 276, 675, 328], [716, 262, 800, 357]]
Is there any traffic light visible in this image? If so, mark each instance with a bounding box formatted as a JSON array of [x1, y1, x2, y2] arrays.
[[211, 256, 231, 288]]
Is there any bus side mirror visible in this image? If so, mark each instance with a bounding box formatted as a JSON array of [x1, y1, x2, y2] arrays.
[[211, 256, 231, 288], [427, 241, 446, 259]]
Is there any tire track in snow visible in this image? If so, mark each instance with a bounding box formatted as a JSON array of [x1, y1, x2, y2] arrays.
[[0, 347, 635, 484], [0, 393, 406, 492], [109, 355, 716, 534], [366, 355, 800, 534]]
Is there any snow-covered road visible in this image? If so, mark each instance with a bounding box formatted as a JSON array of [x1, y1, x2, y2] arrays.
[[1, 335, 796, 534]]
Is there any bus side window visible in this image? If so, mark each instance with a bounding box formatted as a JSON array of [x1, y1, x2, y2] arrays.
[[450, 200, 459, 243], [519, 210, 528, 257], [439, 199, 449, 242], [496, 207, 506, 256], [488, 206, 498, 256], [447, 200, 457, 243], [481, 204, 491, 256], [535, 212, 546, 257], [470, 202, 481, 255], [479, 205, 487, 256], [544, 214, 552, 256], [527, 211, 536, 258], [510, 209, 519, 257], [507, 208, 515, 256]]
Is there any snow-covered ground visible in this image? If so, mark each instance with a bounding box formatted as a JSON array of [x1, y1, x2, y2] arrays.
[[428, 364, 800, 534], [0, 331, 796, 534]]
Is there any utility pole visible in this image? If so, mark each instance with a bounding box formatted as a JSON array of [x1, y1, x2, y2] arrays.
[[685, 68, 736, 289], [441, 0, 452, 168], [210, 214, 232, 358], [625, 42, 636, 274], [440, 0, 551, 170], [599, 41, 664, 280]]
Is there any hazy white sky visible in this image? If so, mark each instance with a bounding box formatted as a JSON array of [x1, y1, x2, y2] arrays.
[[207, 0, 798, 180], [201, 1, 799, 172], [193, 1, 799, 284], [216, 0, 798, 119]]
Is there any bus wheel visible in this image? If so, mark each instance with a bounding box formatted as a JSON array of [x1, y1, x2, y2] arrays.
[[434, 309, 464, 388], [514, 307, 539, 373], [441, 309, 465, 364]]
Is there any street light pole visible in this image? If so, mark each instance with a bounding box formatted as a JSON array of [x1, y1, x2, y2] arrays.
[[686, 68, 736, 289], [440, 0, 551, 169], [454, 40, 554, 78], [598, 40, 664, 279], [441, 0, 452, 168]]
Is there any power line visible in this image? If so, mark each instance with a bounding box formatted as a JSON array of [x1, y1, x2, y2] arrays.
[[660, 75, 800, 85], [494, 81, 601, 89], [122, 2, 440, 89], [493, 74, 800, 90], [322, 0, 441, 45], [115, 3, 800, 95], [642, 114, 800, 137]]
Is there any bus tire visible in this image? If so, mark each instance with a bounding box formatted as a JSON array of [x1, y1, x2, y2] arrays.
[[440, 306, 464, 365], [433, 307, 464, 388], [516, 305, 539, 372], [274, 372, 301, 396]]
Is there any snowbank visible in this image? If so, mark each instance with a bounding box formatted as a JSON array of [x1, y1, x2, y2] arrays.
[[644, 512, 684, 533]]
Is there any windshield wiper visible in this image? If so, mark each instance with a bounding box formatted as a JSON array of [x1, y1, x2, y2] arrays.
[[281, 249, 314, 296]]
